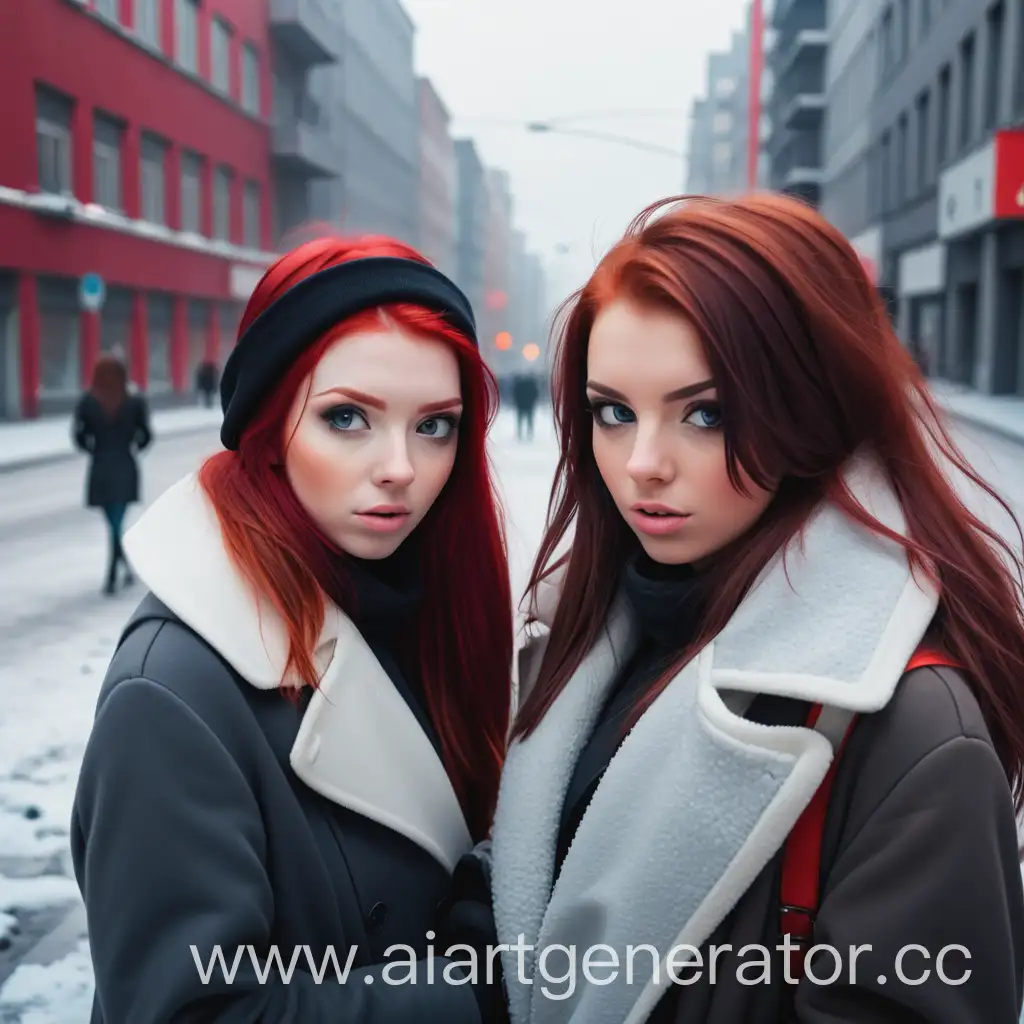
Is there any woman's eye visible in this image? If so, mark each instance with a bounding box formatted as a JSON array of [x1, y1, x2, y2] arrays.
[[323, 405, 369, 432], [592, 401, 636, 427], [417, 415, 458, 439], [684, 404, 723, 430]]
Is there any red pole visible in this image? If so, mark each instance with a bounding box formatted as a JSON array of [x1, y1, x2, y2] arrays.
[[747, 0, 764, 190]]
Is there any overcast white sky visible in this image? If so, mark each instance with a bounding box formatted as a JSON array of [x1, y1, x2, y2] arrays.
[[402, 0, 751, 301]]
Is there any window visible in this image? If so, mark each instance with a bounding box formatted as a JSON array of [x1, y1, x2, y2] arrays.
[[915, 89, 930, 191], [896, 113, 908, 205], [135, 0, 159, 47], [213, 165, 232, 241], [880, 130, 892, 212], [35, 87, 73, 196], [37, 277, 81, 396], [147, 294, 173, 391], [1017, 0, 1024, 116], [95, 0, 119, 22], [880, 6, 894, 77], [187, 299, 210, 384], [175, 0, 199, 73], [712, 111, 733, 134], [712, 142, 732, 168], [242, 44, 260, 115], [984, 2, 1004, 131], [243, 180, 261, 248], [93, 114, 123, 210], [936, 63, 951, 165], [212, 17, 232, 94], [140, 133, 167, 225], [958, 32, 975, 150], [180, 151, 203, 234], [714, 76, 736, 98]]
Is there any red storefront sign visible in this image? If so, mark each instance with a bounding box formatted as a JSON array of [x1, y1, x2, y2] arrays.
[[938, 129, 1024, 239], [994, 129, 1024, 219]]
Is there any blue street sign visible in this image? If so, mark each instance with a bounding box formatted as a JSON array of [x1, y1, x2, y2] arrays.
[[79, 273, 106, 313]]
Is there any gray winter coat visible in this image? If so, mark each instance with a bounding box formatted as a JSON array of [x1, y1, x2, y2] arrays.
[[70, 473, 482, 1023], [493, 457, 1024, 1024]]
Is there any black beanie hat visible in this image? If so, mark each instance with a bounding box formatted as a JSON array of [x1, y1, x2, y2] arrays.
[[219, 256, 478, 450]]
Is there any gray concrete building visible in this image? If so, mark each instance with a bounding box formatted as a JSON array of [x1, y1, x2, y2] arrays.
[[847, 0, 1024, 394], [767, 0, 827, 206], [454, 138, 488, 324], [268, 0, 343, 245], [686, 21, 753, 196], [820, 0, 883, 277], [308, 0, 418, 244]]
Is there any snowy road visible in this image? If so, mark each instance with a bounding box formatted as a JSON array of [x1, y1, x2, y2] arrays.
[[0, 409, 1021, 1020]]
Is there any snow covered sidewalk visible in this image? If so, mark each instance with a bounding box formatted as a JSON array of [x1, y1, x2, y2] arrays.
[[0, 405, 223, 473], [932, 380, 1024, 447]]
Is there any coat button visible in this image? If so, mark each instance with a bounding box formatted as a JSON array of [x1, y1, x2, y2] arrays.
[[367, 901, 388, 931]]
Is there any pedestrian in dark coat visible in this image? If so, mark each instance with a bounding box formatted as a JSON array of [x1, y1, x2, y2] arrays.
[[195, 358, 219, 406], [491, 195, 1024, 1024], [72, 354, 151, 594], [71, 237, 513, 1022], [513, 373, 540, 441]]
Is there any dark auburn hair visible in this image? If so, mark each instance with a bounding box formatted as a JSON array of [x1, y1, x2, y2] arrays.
[[515, 194, 1024, 810], [199, 235, 513, 840], [90, 353, 128, 417]]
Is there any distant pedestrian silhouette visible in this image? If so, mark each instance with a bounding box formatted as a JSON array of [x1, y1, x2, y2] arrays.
[[512, 372, 540, 441], [195, 359, 219, 407], [73, 355, 152, 594]]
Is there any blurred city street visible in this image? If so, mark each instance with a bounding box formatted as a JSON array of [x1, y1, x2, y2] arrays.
[[0, 405, 559, 1020], [0, 0, 1022, 1016], [0, 402, 1021, 1020]]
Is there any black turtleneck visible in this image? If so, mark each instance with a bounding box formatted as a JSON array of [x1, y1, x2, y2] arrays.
[[333, 543, 444, 758], [554, 551, 705, 874]]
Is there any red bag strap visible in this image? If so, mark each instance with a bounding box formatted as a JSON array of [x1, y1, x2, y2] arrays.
[[780, 645, 960, 979]]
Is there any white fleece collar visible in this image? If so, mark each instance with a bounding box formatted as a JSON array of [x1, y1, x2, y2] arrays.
[[123, 474, 472, 873], [494, 455, 940, 1024]]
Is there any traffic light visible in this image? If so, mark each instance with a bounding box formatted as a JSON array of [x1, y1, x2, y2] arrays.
[[495, 331, 513, 351], [522, 343, 541, 362]]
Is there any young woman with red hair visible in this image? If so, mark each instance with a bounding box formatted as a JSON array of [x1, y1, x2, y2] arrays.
[[71, 237, 512, 1022], [491, 195, 1024, 1023]]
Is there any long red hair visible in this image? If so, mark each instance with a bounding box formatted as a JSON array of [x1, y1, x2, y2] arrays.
[[199, 236, 513, 840], [515, 194, 1024, 809]]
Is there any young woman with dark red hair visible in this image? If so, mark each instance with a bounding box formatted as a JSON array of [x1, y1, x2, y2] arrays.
[[71, 237, 512, 1022], [491, 195, 1024, 1023]]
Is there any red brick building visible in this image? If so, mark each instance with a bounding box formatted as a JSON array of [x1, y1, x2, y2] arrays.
[[0, 0, 276, 419]]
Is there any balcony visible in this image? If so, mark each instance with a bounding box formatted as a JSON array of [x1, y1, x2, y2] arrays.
[[772, 0, 826, 34], [270, 0, 338, 67], [782, 166, 824, 189], [774, 29, 828, 81], [782, 93, 826, 131], [272, 120, 341, 179]]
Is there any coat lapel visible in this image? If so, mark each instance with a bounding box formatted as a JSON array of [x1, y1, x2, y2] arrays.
[[290, 608, 472, 873], [493, 597, 637, 1020], [493, 456, 940, 1024], [124, 472, 472, 874]]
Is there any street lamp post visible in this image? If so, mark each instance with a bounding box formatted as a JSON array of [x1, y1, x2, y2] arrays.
[[525, 121, 684, 161]]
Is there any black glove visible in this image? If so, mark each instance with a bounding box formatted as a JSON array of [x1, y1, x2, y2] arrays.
[[437, 842, 507, 1022]]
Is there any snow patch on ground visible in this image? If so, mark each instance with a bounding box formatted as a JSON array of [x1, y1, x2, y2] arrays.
[[0, 941, 94, 1023]]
